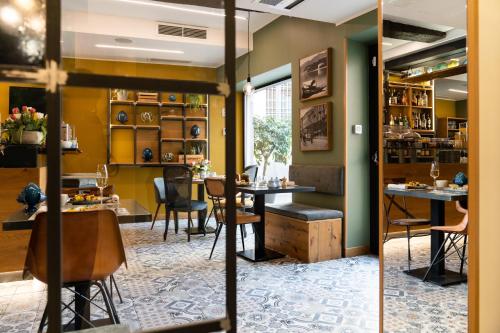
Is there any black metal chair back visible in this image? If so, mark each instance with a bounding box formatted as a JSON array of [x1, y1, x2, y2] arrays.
[[243, 165, 258, 182], [163, 165, 193, 210]]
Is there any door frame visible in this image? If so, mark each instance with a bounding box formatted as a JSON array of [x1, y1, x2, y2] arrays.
[[0, 1, 238, 332]]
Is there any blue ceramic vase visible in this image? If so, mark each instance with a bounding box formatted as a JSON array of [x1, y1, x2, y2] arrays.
[[453, 172, 468, 186], [17, 183, 46, 214], [190, 124, 201, 138], [116, 110, 128, 124], [142, 148, 153, 162]]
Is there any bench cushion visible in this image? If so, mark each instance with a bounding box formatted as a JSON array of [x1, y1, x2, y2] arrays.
[[289, 164, 344, 195], [266, 203, 343, 221]]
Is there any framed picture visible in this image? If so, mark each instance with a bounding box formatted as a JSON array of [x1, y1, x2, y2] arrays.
[[299, 48, 332, 101], [299, 103, 331, 151]]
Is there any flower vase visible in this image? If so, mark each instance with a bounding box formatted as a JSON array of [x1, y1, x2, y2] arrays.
[[200, 171, 207, 179], [22, 131, 44, 145]]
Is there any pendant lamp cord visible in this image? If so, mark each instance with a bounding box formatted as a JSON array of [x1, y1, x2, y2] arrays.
[[247, 11, 251, 80]]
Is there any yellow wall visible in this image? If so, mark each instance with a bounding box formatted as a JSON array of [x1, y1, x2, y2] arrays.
[[0, 58, 242, 215], [477, 0, 500, 331], [435, 99, 457, 118]]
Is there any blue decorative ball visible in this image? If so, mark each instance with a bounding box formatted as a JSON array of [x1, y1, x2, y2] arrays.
[[168, 95, 176, 102], [142, 148, 153, 162], [17, 183, 46, 214], [453, 172, 468, 186], [116, 110, 128, 124]]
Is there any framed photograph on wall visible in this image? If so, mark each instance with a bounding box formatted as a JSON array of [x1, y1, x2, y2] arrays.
[[299, 103, 332, 151], [299, 48, 332, 101]]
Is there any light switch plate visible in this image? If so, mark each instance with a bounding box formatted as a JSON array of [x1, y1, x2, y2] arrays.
[[353, 124, 363, 135]]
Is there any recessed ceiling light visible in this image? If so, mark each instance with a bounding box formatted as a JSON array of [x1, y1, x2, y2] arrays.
[[95, 44, 184, 54], [115, 38, 133, 44], [113, 0, 247, 20], [0, 6, 21, 27], [448, 88, 468, 94], [382, 42, 393, 46]]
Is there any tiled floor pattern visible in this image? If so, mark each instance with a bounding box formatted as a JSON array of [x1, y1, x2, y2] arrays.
[[383, 235, 468, 333], [0, 220, 378, 333], [0, 220, 466, 332]]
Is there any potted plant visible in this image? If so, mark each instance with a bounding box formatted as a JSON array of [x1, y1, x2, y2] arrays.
[[2, 106, 47, 145], [192, 159, 211, 178], [187, 94, 202, 111]]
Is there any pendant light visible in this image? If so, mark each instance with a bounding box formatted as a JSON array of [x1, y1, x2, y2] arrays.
[[243, 11, 255, 96]]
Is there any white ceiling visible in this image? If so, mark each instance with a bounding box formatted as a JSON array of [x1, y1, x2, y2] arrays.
[[435, 75, 468, 101], [61, 0, 378, 67]]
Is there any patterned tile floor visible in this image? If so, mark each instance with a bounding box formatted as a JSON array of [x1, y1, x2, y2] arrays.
[[0, 220, 466, 332], [383, 235, 468, 333], [0, 219, 378, 333]]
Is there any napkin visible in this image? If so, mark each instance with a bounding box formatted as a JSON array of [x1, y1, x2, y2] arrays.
[[387, 184, 407, 190]]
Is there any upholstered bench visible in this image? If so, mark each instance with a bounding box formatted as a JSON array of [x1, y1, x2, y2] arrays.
[[265, 203, 343, 263], [265, 164, 345, 263]]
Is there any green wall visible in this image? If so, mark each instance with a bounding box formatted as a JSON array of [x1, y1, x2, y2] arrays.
[[346, 40, 370, 249], [456, 99, 468, 118], [219, 11, 377, 250]]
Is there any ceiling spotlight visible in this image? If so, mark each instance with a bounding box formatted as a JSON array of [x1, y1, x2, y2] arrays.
[[0, 6, 21, 27], [95, 44, 184, 54], [114, 38, 133, 44], [448, 88, 468, 94]]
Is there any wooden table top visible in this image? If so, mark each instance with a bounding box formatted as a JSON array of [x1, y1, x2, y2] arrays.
[[2, 199, 152, 231]]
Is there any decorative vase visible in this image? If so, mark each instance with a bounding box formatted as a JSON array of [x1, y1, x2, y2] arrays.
[[17, 183, 46, 214], [116, 110, 128, 124], [453, 172, 468, 186], [142, 148, 153, 162], [22, 131, 44, 145], [116, 89, 128, 101], [190, 124, 201, 138], [200, 171, 207, 179], [168, 94, 177, 102]]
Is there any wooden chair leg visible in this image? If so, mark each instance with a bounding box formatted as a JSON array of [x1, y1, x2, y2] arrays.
[[150, 203, 161, 230], [209, 223, 223, 259], [240, 224, 246, 251], [163, 208, 171, 241]]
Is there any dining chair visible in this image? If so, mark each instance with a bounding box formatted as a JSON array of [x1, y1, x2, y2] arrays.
[[163, 165, 208, 242], [204, 177, 262, 260], [150, 177, 178, 231], [423, 200, 469, 282], [24, 209, 127, 332], [383, 177, 431, 270]]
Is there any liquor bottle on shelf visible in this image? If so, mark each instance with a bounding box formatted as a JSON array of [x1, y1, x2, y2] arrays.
[[427, 114, 432, 130], [420, 113, 426, 130], [403, 115, 409, 128], [422, 91, 429, 107], [412, 93, 417, 106], [398, 113, 403, 126], [402, 90, 407, 105], [389, 114, 395, 126]]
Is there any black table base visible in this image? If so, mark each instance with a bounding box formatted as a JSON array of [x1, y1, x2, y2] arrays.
[[404, 267, 467, 287], [236, 248, 285, 262]]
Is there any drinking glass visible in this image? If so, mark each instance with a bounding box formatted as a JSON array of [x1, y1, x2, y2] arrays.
[[96, 164, 108, 206], [430, 161, 440, 189]]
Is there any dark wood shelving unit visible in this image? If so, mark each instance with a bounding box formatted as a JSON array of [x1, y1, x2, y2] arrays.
[[107, 90, 209, 166]]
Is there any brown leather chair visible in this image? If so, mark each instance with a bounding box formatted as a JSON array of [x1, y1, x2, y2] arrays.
[[204, 177, 261, 259], [24, 209, 127, 332]]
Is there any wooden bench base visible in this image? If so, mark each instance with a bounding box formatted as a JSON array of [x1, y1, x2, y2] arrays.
[[265, 212, 342, 263]]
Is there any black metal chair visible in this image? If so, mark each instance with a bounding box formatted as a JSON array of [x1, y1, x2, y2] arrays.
[[163, 166, 208, 242], [151, 177, 179, 231], [383, 178, 431, 270]]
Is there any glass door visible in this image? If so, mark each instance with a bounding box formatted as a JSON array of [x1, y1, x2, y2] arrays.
[[0, 1, 238, 332]]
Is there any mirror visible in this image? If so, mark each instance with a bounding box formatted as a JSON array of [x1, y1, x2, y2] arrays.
[[381, 0, 469, 331]]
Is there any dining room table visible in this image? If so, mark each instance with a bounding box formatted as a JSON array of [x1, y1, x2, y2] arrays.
[[384, 186, 468, 286], [2, 198, 152, 231], [235, 184, 316, 262]]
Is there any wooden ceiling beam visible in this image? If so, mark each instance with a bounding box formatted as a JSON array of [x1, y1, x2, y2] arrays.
[[383, 20, 447, 43]]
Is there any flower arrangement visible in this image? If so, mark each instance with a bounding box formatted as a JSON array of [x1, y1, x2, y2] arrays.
[[192, 159, 211, 174], [1, 106, 47, 144]]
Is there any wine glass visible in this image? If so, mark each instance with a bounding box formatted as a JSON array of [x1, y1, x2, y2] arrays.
[[96, 164, 108, 206], [430, 161, 440, 189]]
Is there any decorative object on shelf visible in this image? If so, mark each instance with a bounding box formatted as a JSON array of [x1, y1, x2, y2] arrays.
[[2, 106, 47, 144], [190, 124, 201, 138], [115, 89, 128, 101], [453, 172, 468, 186], [140, 111, 153, 124], [116, 110, 128, 124], [142, 148, 153, 162], [168, 94, 177, 102], [299, 48, 332, 101], [187, 94, 202, 111], [17, 182, 46, 214], [192, 159, 211, 178], [299, 103, 331, 151], [191, 142, 202, 154], [137, 92, 158, 103], [162, 152, 175, 162]]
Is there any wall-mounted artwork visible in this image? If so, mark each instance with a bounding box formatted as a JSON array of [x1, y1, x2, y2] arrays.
[[299, 103, 331, 151], [299, 48, 332, 101]]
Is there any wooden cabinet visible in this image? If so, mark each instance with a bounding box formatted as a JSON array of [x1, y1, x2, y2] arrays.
[[108, 90, 209, 166], [438, 117, 468, 139]]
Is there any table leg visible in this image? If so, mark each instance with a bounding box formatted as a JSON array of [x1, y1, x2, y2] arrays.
[[236, 194, 284, 262], [405, 199, 467, 286], [74, 282, 91, 330]]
